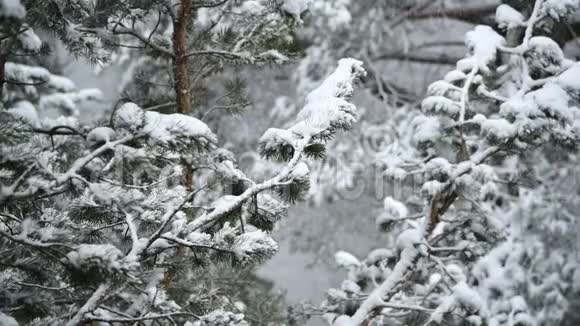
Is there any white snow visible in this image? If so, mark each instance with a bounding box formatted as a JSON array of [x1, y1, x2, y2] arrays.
[[542, 0, 580, 20], [422, 180, 445, 196], [453, 282, 483, 312], [48, 75, 77, 92], [526, 36, 565, 74], [396, 228, 422, 252], [495, 4, 525, 29], [259, 128, 295, 151], [8, 101, 40, 127], [422, 96, 461, 116], [412, 115, 441, 145], [17, 28, 42, 52], [39, 93, 79, 116], [233, 230, 278, 259], [5, 62, 50, 83], [87, 127, 117, 145], [444, 70, 467, 83], [290, 162, 310, 179], [113, 102, 145, 132], [528, 83, 571, 122], [144, 111, 217, 146], [0, 312, 18, 326], [296, 58, 366, 131], [0, 0, 25, 18], [481, 118, 517, 140], [334, 250, 360, 268], [465, 25, 505, 73], [66, 244, 134, 272], [282, 0, 312, 22], [383, 196, 408, 219], [556, 64, 580, 93]]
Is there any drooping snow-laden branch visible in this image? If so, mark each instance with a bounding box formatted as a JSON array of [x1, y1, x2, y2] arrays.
[[183, 58, 366, 233]]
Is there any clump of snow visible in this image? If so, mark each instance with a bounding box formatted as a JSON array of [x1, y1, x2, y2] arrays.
[[8, 101, 40, 127], [428, 81, 462, 101], [17, 28, 42, 52], [39, 93, 79, 116], [334, 250, 360, 268], [144, 111, 217, 147], [465, 25, 505, 73], [234, 230, 278, 262], [528, 83, 571, 122], [114, 102, 145, 132], [189, 308, 247, 326], [259, 128, 294, 151], [290, 162, 310, 179], [366, 248, 395, 265], [333, 315, 355, 326], [412, 115, 441, 145], [453, 282, 483, 311], [47, 75, 76, 92], [500, 96, 542, 119], [376, 197, 409, 231], [422, 96, 461, 117], [425, 157, 452, 176], [525, 36, 565, 76], [0, 312, 18, 326], [556, 64, 580, 97], [383, 196, 408, 219], [396, 228, 422, 252], [310, 0, 352, 30], [0, 0, 25, 18], [297, 58, 366, 131], [422, 180, 445, 196], [341, 280, 361, 294], [444, 70, 467, 83], [446, 264, 467, 283], [87, 127, 117, 145], [282, 0, 312, 22], [66, 244, 136, 273], [259, 49, 289, 63], [495, 4, 525, 29], [542, 0, 580, 20], [481, 118, 516, 141], [5, 62, 50, 83]]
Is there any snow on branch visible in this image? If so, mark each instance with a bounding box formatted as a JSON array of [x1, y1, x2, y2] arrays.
[[187, 58, 366, 233]]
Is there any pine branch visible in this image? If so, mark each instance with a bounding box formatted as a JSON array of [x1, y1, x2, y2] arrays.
[[0, 228, 73, 249], [408, 4, 498, 25], [65, 282, 113, 326], [348, 145, 501, 325], [372, 52, 460, 66], [86, 311, 200, 323]]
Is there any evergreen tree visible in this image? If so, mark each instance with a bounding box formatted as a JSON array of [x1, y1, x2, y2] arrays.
[[1, 0, 369, 325], [315, 1, 580, 325]]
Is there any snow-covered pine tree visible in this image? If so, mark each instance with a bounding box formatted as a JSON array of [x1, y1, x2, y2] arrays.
[[318, 1, 580, 325], [0, 5, 368, 318], [0, 2, 321, 321], [0, 0, 102, 126]]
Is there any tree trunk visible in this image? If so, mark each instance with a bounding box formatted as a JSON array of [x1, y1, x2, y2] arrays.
[[172, 0, 194, 191], [173, 0, 193, 116], [163, 0, 194, 290], [0, 54, 6, 98]]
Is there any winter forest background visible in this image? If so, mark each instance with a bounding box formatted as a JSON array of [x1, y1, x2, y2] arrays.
[[3, 0, 580, 325]]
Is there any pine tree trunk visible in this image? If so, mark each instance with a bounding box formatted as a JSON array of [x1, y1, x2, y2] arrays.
[[164, 0, 194, 289], [0, 54, 6, 97], [173, 0, 194, 192], [173, 0, 192, 115]]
